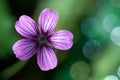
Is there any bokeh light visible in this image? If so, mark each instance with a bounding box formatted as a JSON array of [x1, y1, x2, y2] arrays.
[[104, 75, 118, 80], [117, 66, 120, 77], [83, 40, 101, 60], [81, 17, 101, 38], [111, 27, 120, 45], [70, 61, 90, 80], [103, 14, 120, 32]]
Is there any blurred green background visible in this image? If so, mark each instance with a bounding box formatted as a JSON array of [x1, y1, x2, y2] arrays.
[[1, 0, 120, 80]]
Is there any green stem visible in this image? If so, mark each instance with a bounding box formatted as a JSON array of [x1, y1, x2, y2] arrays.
[[1, 60, 28, 79]]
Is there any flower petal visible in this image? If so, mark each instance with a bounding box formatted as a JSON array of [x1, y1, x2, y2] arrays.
[[38, 8, 59, 35], [37, 45, 57, 71], [12, 39, 37, 60], [48, 30, 73, 50], [15, 15, 38, 39]]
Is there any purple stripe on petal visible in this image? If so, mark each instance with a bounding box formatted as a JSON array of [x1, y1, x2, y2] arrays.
[[12, 38, 37, 60], [48, 30, 73, 50], [15, 15, 38, 39], [38, 8, 59, 35], [37, 45, 57, 71]]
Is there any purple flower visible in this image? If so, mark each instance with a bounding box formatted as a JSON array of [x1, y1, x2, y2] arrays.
[[12, 8, 73, 71]]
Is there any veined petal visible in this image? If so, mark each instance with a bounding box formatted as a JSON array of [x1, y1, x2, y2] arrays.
[[38, 8, 59, 35], [12, 39, 37, 60], [48, 30, 73, 50], [15, 15, 38, 39], [37, 45, 57, 71]]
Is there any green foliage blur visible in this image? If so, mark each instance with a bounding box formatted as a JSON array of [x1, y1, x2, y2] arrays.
[[0, 0, 120, 80]]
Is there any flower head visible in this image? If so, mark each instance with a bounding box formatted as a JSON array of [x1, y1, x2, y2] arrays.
[[12, 8, 73, 71]]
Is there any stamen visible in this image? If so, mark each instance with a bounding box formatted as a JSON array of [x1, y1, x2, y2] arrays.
[[37, 34, 46, 44]]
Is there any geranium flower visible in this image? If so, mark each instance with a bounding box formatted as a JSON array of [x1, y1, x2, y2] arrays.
[[12, 8, 73, 71]]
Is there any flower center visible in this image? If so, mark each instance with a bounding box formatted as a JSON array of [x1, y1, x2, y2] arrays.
[[37, 34, 46, 44]]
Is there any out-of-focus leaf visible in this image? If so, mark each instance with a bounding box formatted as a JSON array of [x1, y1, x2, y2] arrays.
[[0, 0, 19, 59], [93, 43, 120, 78]]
